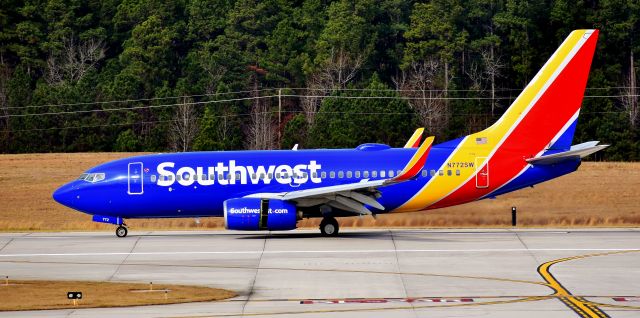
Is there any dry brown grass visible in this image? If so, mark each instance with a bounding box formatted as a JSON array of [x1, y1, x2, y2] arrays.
[[0, 153, 638, 230], [0, 279, 236, 311]]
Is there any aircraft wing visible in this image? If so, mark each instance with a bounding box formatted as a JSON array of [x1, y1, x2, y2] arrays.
[[245, 136, 434, 215]]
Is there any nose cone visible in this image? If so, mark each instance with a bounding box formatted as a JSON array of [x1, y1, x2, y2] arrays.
[[53, 182, 77, 209]]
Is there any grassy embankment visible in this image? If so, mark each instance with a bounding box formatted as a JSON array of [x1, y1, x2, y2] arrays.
[[0, 153, 638, 231], [0, 280, 236, 311]]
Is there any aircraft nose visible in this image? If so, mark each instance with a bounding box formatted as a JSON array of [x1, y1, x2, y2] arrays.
[[52, 182, 77, 208]]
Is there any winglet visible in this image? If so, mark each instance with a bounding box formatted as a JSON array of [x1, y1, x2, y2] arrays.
[[392, 136, 434, 182], [403, 128, 424, 148]]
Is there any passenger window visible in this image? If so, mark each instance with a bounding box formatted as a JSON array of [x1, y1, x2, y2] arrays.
[[251, 173, 257, 179], [347, 171, 353, 178], [447, 170, 452, 176], [236, 173, 241, 180], [268, 173, 273, 179], [430, 170, 436, 176], [421, 170, 427, 177], [439, 170, 444, 176], [150, 175, 157, 183], [397, 170, 402, 176], [311, 172, 316, 178], [388, 170, 395, 177], [380, 170, 386, 178], [456, 169, 461, 176], [338, 171, 344, 178], [283, 173, 289, 178], [363, 171, 369, 178], [209, 174, 215, 180], [372, 171, 377, 178], [321, 172, 327, 179], [260, 173, 265, 180], [355, 171, 361, 178], [176, 175, 182, 181], [330, 171, 335, 179]]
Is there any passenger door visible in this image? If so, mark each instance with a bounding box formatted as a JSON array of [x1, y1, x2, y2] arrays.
[[128, 162, 144, 195]]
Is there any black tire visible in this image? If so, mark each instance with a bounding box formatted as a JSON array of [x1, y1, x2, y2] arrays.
[[115, 226, 128, 238], [319, 217, 339, 236]]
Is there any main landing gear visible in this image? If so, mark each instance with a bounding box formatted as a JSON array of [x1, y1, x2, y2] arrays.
[[115, 225, 128, 238], [319, 217, 339, 236]]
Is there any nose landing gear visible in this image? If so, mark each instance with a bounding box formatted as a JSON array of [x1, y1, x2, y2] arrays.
[[115, 225, 128, 238]]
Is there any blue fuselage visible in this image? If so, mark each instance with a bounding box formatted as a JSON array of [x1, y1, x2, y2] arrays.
[[53, 141, 580, 219]]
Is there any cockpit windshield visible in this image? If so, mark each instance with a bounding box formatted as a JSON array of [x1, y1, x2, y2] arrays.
[[78, 173, 105, 183]]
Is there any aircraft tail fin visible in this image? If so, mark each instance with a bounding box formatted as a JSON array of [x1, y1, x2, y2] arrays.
[[480, 29, 599, 154]]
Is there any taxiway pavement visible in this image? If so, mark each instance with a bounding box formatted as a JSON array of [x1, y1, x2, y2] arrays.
[[0, 228, 639, 317]]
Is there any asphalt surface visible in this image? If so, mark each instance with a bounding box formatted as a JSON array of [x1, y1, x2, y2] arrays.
[[0, 228, 639, 318]]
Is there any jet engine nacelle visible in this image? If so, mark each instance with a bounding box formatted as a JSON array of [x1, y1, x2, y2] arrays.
[[224, 198, 298, 231]]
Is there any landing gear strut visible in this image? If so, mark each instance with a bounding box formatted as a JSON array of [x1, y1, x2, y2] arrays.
[[320, 217, 339, 236], [115, 225, 128, 238]]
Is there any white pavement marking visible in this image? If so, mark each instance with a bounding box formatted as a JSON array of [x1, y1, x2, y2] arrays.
[[0, 248, 639, 258]]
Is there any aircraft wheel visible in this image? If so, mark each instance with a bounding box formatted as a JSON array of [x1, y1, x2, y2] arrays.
[[115, 226, 128, 238], [320, 217, 339, 236]]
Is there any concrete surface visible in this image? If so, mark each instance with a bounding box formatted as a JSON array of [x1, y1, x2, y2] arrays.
[[0, 228, 639, 317]]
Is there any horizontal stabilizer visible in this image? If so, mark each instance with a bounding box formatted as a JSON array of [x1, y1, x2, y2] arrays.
[[526, 141, 608, 165]]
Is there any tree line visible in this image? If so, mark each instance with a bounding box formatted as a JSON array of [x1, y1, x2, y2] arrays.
[[0, 0, 638, 160]]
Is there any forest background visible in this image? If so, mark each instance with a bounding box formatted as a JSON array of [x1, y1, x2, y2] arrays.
[[0, 0, 638, 159]]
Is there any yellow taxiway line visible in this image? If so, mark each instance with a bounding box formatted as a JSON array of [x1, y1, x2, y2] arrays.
[[537, 250, 640, 318]]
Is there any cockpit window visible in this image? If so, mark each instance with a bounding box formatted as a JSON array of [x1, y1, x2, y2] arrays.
[[79, 172, 105, 183]]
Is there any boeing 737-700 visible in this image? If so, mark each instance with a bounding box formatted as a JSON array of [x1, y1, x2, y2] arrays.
[[53, 29, 607, 237]]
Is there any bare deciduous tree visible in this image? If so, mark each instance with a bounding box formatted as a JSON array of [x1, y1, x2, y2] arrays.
[[246, 74, 276, 150], [481, 47, 504, 116], [46, 37, 106, 85], [318, 48, 364, 89], [300, 74, 328, 126], [465, 59, 485, 92], [621, 51, 639, 128], [393, 59, 452, 139], [301, 48, 364, 126], [246, 97, 276, 150], [202, 63, 227, 95], [170, 99, 199, 152]]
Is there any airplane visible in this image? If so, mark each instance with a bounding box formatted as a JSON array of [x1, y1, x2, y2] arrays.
[[53, 29, 608, 238]]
